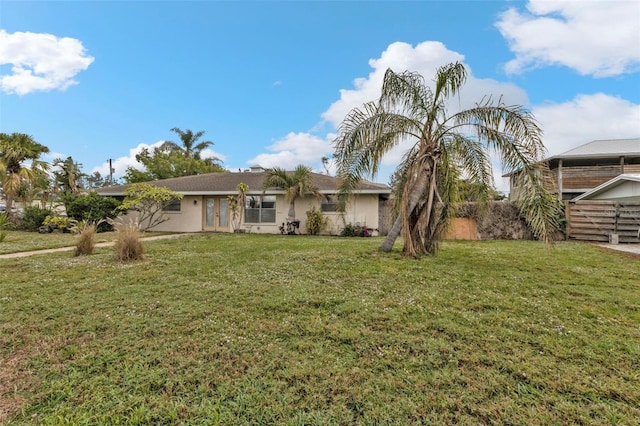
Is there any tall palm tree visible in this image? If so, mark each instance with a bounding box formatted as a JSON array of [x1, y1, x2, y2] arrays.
[[262, 165, 321, 220], [160, 127, 214, 159], [53, 156, 83, 194], [0, 133, 50, 216], [334, 63, 562, 257]]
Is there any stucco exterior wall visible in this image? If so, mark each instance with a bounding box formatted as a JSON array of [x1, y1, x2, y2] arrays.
[[119, 196, 203, 232], [114, 194, 383, 234], [291, 194, 381, 235]]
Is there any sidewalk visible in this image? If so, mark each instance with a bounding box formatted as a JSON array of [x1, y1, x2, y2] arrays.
[[598, 243, 640, 256], [0, 233, 194, 259]]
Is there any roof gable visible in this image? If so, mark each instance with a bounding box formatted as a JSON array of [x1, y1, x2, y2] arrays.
[[572, 174, 640, 201]]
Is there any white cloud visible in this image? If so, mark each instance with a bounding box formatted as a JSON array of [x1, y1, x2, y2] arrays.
[[496, 0, 640, 77], [0, 30, 94, 95], [199, 148, 227, 163], [322, 41, 465, 127], [91, 141, 164, 177], [533, 93, 640, 156], [321, 40, 530, 179], [247, 132, 335, 170]]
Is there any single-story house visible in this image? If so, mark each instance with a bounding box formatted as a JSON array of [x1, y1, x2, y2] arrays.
[[507, 138, 640, 201], [97, 168, 392, 235]]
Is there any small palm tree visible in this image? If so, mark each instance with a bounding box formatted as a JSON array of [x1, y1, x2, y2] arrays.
[[334, 63, 562, 257], [262, 165, 321, 220], [161, 127, 214, 159], [0, 133, 50, 216]]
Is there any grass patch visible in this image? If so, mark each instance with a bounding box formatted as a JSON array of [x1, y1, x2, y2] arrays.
[[1, 235, 638, 424], [0, 231, 167, 255]]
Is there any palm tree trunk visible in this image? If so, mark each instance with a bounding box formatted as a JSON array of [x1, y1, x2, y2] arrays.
[[378, 172, 430, 252], [379, 215, 402, 251], [288, 201, 296, 220]]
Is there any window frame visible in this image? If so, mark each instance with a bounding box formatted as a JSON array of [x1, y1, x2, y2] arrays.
[[244, 195, 276, 223]]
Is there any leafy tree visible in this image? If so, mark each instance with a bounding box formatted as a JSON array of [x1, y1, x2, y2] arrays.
[[84, 171, 112, 189], [0, 133, 50, 216], [118, 183, 184, 231], [334, 63, 562, 257], [123, 146, 224, 183], [262, 165, 321, 220], [63, 192, 121, 232], [160, 127, 215, 159]]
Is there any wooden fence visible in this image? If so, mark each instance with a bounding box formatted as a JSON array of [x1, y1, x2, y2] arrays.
[[566, 201, 640, 243]]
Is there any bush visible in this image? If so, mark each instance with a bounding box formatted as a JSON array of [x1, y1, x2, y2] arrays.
[[43, 215, 76, 232], [305, 207, 330, 235], [19, 206, 52, 231], [71, 221, 97, 256], [340, 223, 373, 237], [112, 219, 144, 262], [63, 192, 121, 232]]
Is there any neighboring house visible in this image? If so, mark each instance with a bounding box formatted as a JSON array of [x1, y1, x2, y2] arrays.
[[97, 168, 391, 235], [507, 138, 640, 201], [572, 174, 640, 202]]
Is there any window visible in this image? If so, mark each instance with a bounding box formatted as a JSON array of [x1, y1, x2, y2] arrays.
[[245, 195, 276, 223], [321, 195, 339, 212], [162, 199, 181, 212]]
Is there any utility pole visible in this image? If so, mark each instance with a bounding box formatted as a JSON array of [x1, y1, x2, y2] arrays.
[[108, 159, 115, 186]]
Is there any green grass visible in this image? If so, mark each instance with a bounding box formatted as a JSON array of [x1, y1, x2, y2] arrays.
[[0, 231, 167, 255], [1, 234, 638, 424]]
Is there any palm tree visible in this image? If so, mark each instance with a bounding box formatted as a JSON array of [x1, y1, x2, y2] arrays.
[[0, 133, 50, 216], [262, 165, 321, 220], [334, 63, 562, 257], [53, 156, 83, 194], [160, 127, 214, 159]]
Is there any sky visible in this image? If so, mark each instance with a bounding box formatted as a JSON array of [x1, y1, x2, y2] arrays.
[[1, 0, 639, 193]]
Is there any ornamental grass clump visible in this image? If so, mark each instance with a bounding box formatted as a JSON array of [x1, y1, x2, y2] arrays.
[[111, 219, 144, 262], [70, 220, 95, 256]]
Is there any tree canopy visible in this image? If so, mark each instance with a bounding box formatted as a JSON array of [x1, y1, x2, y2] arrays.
[[124, 145, 224, 183], [262, 165, 320, 220], [119, 183, 184, 230], [334, 63, 562, 257], [0, 133, 50, 215], [160, 127, 215, 159]]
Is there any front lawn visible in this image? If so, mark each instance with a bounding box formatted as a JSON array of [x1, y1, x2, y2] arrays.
[[0, 230, 167, 255], [1, 235, 638, 424]]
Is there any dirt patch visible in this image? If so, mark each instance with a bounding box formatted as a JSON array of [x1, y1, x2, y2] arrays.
[[0, 350, 33, 423]]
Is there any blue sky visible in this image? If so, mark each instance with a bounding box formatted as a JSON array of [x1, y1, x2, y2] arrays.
[[1, 0, 639, 192]]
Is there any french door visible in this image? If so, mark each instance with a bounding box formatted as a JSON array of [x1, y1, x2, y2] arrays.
[[204, 197, 229, 231]]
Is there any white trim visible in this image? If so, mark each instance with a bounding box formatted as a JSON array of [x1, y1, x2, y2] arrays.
[[572, 174, 640, 201]]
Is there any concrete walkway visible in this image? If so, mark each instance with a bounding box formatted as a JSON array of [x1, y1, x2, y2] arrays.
[[0, 233, 194, 259], [598, 243, 640, 256]]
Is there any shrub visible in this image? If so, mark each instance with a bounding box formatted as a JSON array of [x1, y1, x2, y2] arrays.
[[305, 207, 330, 235], [340, 223, 373, 237], [43, 215, 76, 232], [19, 206, 52, 231], [71, 221, 97, 256], [63, 192, 121, 232], [111, 219, 144, 262]]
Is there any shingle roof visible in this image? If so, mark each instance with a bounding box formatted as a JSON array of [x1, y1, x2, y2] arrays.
[[97, 171, 391, 196], [550, 138, 640, 160]]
